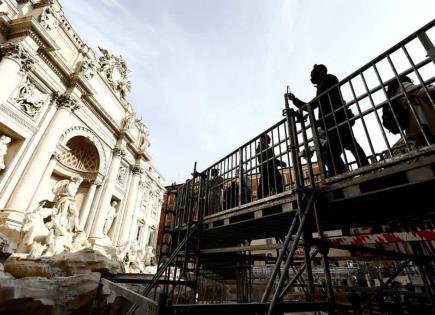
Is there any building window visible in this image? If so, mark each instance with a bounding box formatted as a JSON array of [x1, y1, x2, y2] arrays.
[[136, 223, 144, 241]]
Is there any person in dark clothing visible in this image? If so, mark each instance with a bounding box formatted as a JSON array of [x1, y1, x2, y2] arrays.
[[224, 167, 252, 209], [207, 168, 223, 215], [256, 134, 286, 199], [287, 64, 369, 176]]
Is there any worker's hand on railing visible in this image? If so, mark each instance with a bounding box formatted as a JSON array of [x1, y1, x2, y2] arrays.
[[286, 93, 296, 101]]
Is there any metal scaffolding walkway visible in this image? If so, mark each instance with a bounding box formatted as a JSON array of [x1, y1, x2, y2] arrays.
[[99, 19, 435, 315]]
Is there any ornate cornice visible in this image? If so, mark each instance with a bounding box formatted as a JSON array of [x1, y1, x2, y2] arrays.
[[0, 42, 36, 74], [54, 93, 80, 112], [36, 47, 69, 84]]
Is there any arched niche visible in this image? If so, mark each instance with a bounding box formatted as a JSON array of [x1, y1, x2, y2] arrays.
[[58, 126, 107, 176]]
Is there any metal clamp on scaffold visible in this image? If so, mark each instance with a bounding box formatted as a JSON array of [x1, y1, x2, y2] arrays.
[[282, 107, 305, 123], [191, 170, 206, 179]]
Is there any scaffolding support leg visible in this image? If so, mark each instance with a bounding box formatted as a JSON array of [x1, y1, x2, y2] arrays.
[[417, 261, 435, 313], [318, 243, 335, 315], [356, 259, 411, 315], [302, 233, 315, 301]]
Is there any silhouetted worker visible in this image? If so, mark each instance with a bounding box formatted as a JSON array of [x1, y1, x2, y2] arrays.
[[207, 168, 223, 215], [287, 64, 369, 176], [256, 134, 286, 199], [385, 75, 435, 147]]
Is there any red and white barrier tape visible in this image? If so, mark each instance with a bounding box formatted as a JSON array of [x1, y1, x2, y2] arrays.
[[329, 230, 435, 246]]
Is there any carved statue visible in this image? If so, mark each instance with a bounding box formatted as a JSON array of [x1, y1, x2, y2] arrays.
[[52, 176, 83, 232], [144, 246, 155, 266], [103, 200, 118, 236], [127, 243, 142, 273], [138, 121, 150, 151], [44, 216, 71, 256], [14, 79, 46, 117], [18, 201, 53, 253], [70, 231, 90, 252], [122, 112, 136, 131], [0, 135, 11, 171], [118, 79, 132, 98]]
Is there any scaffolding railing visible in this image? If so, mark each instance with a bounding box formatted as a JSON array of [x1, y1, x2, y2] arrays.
[[173, 19, 435, 228]]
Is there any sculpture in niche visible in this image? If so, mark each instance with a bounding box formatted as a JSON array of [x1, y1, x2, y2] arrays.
[[98, 47, 131, 98], [80, 58, 97, 80], [103, 200, 118, 236], [40, 2, 60, 31], [14, 79, 46, 117], [0, 135, 11, 171], [52, 176, 83, 232], [116, 166, 127, 185]]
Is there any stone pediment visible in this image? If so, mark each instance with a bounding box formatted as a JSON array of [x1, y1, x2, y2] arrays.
[[97, 47, 131, 99]]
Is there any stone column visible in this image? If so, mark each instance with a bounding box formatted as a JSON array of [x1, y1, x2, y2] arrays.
[[3, 94, 80, 228], [117, 165, 144, 245], [89, 147, 125, 238], [79, 177, 102, 231], [27, 152, 59, 211], [0, 42, 35, 104]]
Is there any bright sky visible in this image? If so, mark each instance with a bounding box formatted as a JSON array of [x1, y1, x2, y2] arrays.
[[60, 0, 435, 184]]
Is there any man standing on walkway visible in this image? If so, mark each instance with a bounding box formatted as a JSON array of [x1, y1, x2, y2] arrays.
[[287, 64, 369, 176]]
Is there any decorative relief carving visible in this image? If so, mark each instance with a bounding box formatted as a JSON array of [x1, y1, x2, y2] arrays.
[[112, 147, 126, 158], [0, 42, 35, 74], [116, 165, 127, 185], [132, 166, 145, 176], [55, 93, 81, 112], [98, 47, 131, 98], [141, 190, 150, 208], [0, 135, 12, 171], [13, 79, 48, 117], [80, 58, 97, 80], [40, 1, 61, 31]]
